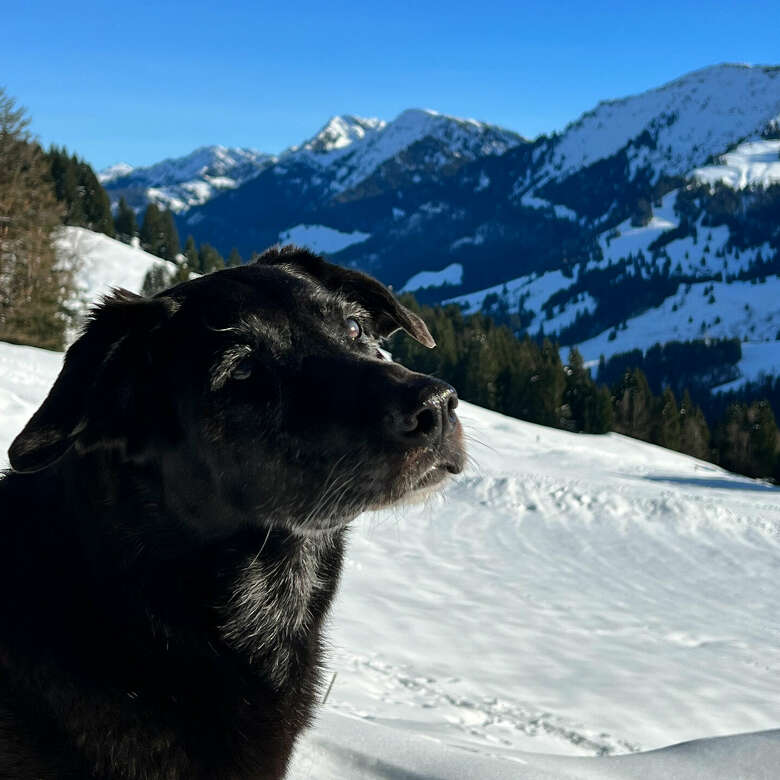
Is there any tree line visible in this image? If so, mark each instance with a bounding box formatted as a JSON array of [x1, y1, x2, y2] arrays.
[[391, 297, 780, 483]]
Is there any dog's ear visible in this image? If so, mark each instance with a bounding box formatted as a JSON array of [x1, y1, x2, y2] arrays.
[[8, 290, 177, 473], [256, 245, 435, 348]]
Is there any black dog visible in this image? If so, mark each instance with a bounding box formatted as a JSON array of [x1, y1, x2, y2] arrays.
[[0, 247, 464, 779]]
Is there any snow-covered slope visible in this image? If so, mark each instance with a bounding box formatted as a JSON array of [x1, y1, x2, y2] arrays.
[[100, 145, 272, 212], [693, 139, 780, 189], [55, 226, 177, 328], [538, 64, 780, 184], [1, 340, 778, 778]]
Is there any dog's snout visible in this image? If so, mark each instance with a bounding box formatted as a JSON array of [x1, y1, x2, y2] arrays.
[[390, 380, 459, 445]]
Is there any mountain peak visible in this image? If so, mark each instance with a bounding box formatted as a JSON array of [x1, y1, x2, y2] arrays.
[[98, 162, 134, 184], [297, 115, 386, 155]]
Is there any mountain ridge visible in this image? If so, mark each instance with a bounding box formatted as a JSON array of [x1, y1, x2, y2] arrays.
[[99, 63, 780, 380]]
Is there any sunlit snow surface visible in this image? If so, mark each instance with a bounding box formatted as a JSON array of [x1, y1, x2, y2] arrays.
[[1, 341, 778, 778], [277, 224, 371, 254], [401, 263, 464, 292], [693, 140, 780, 189]]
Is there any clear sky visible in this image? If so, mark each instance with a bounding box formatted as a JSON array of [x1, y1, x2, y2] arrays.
[[3, 0, 779, 171]]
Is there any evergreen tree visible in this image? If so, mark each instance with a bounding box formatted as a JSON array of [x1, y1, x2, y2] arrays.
[[115, 196, 138, 243], [0, 88, 72, 349], [184, 235, 198, 271], [197, 243, 225, 274], [159, 209, 180, 262], [228, 247, 243, 267], [717, 401, 779, 478], [679, 390, 711, 461], [563, 348, 614, 434], [139, 204, 164, 255], [654, 387, 681, 451], [589, 385, 614, 434], [141, 264, 174, 297], [613, 368, 654, 441], [47, 147, 114, 236]]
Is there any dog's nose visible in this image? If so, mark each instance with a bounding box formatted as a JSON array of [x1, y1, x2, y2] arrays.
[[389, 380, 459, 445]]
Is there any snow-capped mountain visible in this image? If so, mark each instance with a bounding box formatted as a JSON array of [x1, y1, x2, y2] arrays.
[[283, 114, 387, 159], [100, 64, 780, 388], [281, 108, 524, 196], [536, 63, 780, 184], [100, 145, 273, 212]]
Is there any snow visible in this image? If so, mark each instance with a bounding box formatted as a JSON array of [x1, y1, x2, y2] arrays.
[[443, 269, 596, 334], [294, 115, 387, 156], [400, 263, 464, 292], [97, 161, 134, 183], [475, 170, 491, 192], [100, 146, 272, 212], [287, 109, 522, 195], [291, 713, 780, 779], [1, 340, 779, 778], [543, 64, 780, 182], [277, 224, 371, 254], [693, 139, 780, 189], [575, 277, 780, 365], [520, 193, 579, 221], [715, 340, 780, 392], [55, 227, 178, 332]]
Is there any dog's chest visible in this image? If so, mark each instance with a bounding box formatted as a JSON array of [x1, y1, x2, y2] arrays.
[[219, 535, 337, 688]]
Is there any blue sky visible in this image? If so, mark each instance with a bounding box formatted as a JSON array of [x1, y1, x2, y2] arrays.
[[3, 0, 779, 170]]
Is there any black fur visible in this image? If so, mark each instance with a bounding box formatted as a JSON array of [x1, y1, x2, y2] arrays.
[[0, 247, 464, 779]]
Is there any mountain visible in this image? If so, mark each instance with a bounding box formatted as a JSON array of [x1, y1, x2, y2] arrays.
[[2, 336, 779, 776], [175, 108, 525, 255], [101, 64, 780, 389], [99, 145, 273, 212]]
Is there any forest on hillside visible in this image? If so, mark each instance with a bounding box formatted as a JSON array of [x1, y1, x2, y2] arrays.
[[391, 298, 780, 482]]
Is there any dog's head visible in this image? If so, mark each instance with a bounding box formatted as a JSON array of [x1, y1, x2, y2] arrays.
[[9, 247, 465, 536]]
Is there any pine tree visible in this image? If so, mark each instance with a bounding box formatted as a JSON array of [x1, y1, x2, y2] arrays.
[[141, 264, 174, 297], [679, 390, 711, 460], [139, 204, 164, 255], [747, 401, 779, 479], [184, 235, 198, 271], [114, 196, 138, 243], [613, 368, 654, 441], [198, 243, 225, 274], [228, 247, 243, 267], [158, 210, 180, 262], [0, 88, 73, 350], [75, 157, 114, 236], [655, 387, 681, 451], [47, 147, 114, 236]]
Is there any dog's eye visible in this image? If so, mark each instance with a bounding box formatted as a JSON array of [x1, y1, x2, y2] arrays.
[[233, 357, 253, 380], [344, 317, 362, 341]]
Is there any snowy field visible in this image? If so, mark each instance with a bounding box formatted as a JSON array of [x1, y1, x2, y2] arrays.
[[1, 336, 779, 778]]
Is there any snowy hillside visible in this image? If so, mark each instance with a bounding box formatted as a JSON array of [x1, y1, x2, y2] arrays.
[[55, 227, 177, 330], [1, 338, 778, 778], [693, 139, 780, 189], [440, 178, 780, 386], [535, 64, 780, 185], [100, 145, 272, 212]]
